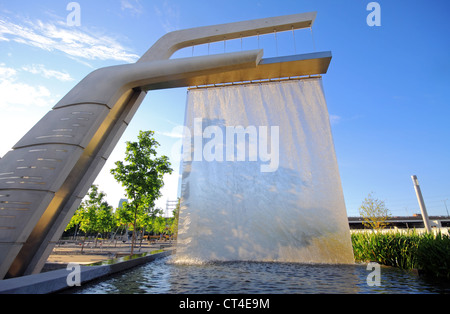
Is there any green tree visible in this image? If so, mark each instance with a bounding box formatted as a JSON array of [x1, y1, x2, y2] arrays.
[[169, 198, 181, 239], [153, 215, 168, 240], [110, 130, 173, 255], [95, 200, 116, 239], [66, 185, 115, 251], [359, 192, 392, 230], [136, 207, 163, 250]]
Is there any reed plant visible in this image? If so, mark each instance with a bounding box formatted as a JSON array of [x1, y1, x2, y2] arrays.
[[415, 232, 450, 279], [351, 230, 450, 279]]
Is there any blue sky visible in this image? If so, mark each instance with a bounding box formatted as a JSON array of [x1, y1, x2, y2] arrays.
[[0, 0, 449, 217]]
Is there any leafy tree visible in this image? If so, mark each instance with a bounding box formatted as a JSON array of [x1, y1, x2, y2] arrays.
[[141, 207, 164, 232], [152, 215, 168, 240], [136, 207, 163, 250], [359, 192, 391, 230], [95, 200, 116, 238], [110, 130, 173, 255], [66, 185, 115, 251], [169, 198, 181, 239]]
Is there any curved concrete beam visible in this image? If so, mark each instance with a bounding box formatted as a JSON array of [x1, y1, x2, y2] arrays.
[[139, 11, 316, 62], [54, 49, 263, 109]]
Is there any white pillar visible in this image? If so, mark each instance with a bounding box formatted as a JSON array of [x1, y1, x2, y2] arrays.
[[411, 175, 432, 232]]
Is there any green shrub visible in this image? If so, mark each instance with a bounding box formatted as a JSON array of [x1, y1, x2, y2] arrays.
[[415, 232, 450, 279], [351, 230, 450, 279], [351, 231, 420, 270]]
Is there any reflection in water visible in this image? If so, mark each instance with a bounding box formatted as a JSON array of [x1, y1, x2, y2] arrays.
[[74, 256, 450, 294]]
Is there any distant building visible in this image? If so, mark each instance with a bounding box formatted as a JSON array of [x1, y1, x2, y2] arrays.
[[164, 199, 178, 218], [118, 198, 128, 209], [348, 215, 450, 229]]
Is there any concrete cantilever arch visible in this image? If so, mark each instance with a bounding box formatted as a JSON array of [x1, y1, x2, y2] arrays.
[[0, 12, 332, 279]]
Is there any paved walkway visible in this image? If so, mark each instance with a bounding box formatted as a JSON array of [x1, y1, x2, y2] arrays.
[[46, 240, 175, 265]]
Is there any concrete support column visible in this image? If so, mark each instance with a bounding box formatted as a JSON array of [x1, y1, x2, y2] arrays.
[[411, 175, 432, 233]]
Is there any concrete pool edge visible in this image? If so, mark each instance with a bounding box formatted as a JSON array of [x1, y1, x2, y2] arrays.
[[0, 249, 175, 294]]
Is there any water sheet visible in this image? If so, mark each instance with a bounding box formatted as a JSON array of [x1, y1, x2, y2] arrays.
[[175, 78, 354, 264]]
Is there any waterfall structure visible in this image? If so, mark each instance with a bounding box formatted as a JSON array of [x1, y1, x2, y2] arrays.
[[0, 12, 346, 280], [175, 78, 354, 264]]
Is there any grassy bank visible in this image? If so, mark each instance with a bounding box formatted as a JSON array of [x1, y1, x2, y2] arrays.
[[351, 230, 450, 279]]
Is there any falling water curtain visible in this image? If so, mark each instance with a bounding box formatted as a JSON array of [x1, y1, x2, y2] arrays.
[[175, 78, 354, 264]]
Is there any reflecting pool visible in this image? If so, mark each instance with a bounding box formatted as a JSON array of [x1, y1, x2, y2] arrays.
[[73, 256, 450, 294]]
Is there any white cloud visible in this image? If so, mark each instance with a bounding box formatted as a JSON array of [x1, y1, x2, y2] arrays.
[[156, 129, 184, 139], [0, 80, 51, 108], [0, 63, 17, 78], [21, 64, 74, 82], [0, 63, 55, 109], [0, 17, 139, 63], [329, 114, 341, 125], [154, 0, 180, 33], [121, 0, 144, 16]]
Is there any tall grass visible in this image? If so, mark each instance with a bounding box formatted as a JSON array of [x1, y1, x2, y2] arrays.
[[415, 232, 450, 279], [351, 230, 450, 279]]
